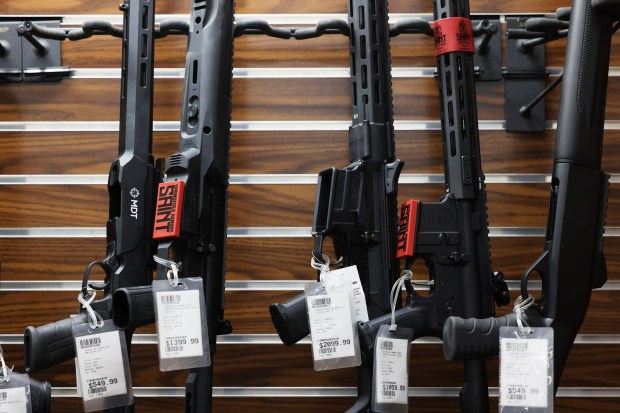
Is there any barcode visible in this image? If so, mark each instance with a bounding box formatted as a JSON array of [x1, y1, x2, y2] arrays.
[[88, 386, 107, 395], [319, 347, 335, 355], [383, 390, 396, 397], [312, 297, 331, 308], [507, 393, 526, 401], [165, 345, 183, 353], [506, 341, 528, 351], [161, 294, 181, 305], [0, 391, 6, 401], [380, 341, 393, 350], [79, 337, 101, 349]]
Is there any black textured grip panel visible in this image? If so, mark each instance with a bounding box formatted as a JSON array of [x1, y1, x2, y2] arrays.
[[24, 313, 89, 373], [269, 292, 309, 345], [576, 0, 597, 125], [29, 378, 52, 413], [442, 315, 511, 361], [112, 286, 155, 330]]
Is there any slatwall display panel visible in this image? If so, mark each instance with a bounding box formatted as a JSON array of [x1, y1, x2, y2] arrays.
[[1, 0, 620, 412]]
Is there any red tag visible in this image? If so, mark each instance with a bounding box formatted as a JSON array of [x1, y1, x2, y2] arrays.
[[153, 181, 184, 239], [396, 200, 419, 260], [432, 17, 475, 56]]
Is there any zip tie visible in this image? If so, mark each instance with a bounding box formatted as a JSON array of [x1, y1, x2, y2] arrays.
[[154, 255, 180, 287], [0, 345, 11, 383], [77, 290, 104, 329], [311, 253, 342, 289], [389, 270, 413, 332], [513, 294, 535, 335]]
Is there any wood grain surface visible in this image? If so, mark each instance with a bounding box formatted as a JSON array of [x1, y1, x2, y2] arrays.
[[2, 0, 620, 411]]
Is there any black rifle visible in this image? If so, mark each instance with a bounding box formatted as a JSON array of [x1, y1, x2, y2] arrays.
[[353, 0, 510, 411], [442, 0, 612, 395], [23, 1, 159, 411], [112, 1, 235, 412], [269, 0, 403, 410]]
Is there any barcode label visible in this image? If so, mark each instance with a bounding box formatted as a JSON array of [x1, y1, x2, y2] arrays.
[[165, 346, 183, 353], [79, 337, 101, 349], [161, 294, 181, 305], [0, 391, 6, 401], [383, 390, 396, 397], [319, 347, 335, 355], [380, 341, 393, 350], [312, 297, 332, 308], [506, 341, 528, 351], [88, 386, 107, 395], [507, 393, 526, 401]]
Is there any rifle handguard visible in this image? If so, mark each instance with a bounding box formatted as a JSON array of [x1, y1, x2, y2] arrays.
[[24, 313, 89, 373], [29, 377, 52, 413], [269, 292, 309, 345], [112, 286, 155, 330], [442, 311, 551, 361]]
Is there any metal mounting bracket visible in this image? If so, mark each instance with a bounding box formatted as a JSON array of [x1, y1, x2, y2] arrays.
[[472, 16, 501, 81]]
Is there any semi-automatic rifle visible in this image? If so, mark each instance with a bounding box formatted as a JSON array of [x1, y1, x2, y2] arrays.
[[442, 0, 612, 395], [112, 1, 235, 412], [269, 0, 403, 410], [353, 0, 510, 411], [23, 1, 160, 411]]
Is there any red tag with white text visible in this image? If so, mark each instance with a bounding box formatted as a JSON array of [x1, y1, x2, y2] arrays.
[[153, 181, 184, 239], [396, 200, 419, 259], [433, 17, 475, 56]]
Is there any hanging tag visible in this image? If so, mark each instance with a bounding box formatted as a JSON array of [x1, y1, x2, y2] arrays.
[[327, 265, 369, 323], [305, 282, 361, 371], [372, 324, 414, 413], [0, 373, 32, 413], [73, 320, 133, 412], [499, 327, 554, 412], [152, 278, 211, 371], [75, 359, 82, 398]]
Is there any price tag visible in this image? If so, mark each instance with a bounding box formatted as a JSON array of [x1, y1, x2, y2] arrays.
[[375, 337, 409, 404], [0, 387, 28, 413], [328, 266, 369, 323], [305, 283, 361, 371], [500, 327, 553, 412], [73, 320, 133, 412], [156, 289, 203, 359], [152, 278, 211, 371]]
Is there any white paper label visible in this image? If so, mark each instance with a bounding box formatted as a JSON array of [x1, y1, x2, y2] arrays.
[[500, 338, 548, 407], [0, 387, 27, 413], [375, 337, 409, 404], [156, 289, 204, 359], [307, 292, 356, 360], [75, 330, 128, 401], [329, 266, 369, 323]]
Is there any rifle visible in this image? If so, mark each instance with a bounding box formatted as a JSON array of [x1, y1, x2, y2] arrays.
[[23, 1, 160, 411], [269, 0, 403, 410], [353, 0, 510, 411], [0, 365, 51, 413], [442, 0, 612, 395], [112, 1, 235, 411]]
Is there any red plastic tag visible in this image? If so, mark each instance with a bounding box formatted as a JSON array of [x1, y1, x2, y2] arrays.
[[396, 200, 419, 260], [153, 181, 184, 239], [433, 17, 475, 56]]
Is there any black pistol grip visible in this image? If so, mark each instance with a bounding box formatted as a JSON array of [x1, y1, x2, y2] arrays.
[[358, 306, 429, 357], [24, 313, 89, 373], [29, 377, 52, 413], [269, 292, 309, 345], [442, 314, 514, 361], [112, 286, 155, 330]]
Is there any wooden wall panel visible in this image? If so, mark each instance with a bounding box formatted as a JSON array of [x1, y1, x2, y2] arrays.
[[2, 0, 620, 412]]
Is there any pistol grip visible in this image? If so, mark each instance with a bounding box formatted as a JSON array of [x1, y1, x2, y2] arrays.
[[269, 292, 309, 345]]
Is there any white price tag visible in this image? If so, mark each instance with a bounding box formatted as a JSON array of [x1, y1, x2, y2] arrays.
[[156, 290, 204, 359], [0, 387, 27, 413], [329, 266, 369, 323], [307, 292, 356, 360], [75, 331, 128, 401], [375, 337, 409, 404], [500, 337, 549, 408]]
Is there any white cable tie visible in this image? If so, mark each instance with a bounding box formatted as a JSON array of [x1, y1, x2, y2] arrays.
[[0, 345, 10, 383], [389, 270, 413, 332], [513, 294, 535, 335], [77, 290, 104, 329], [311, 253, 343, 290], [154, 255, 180, 287]]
